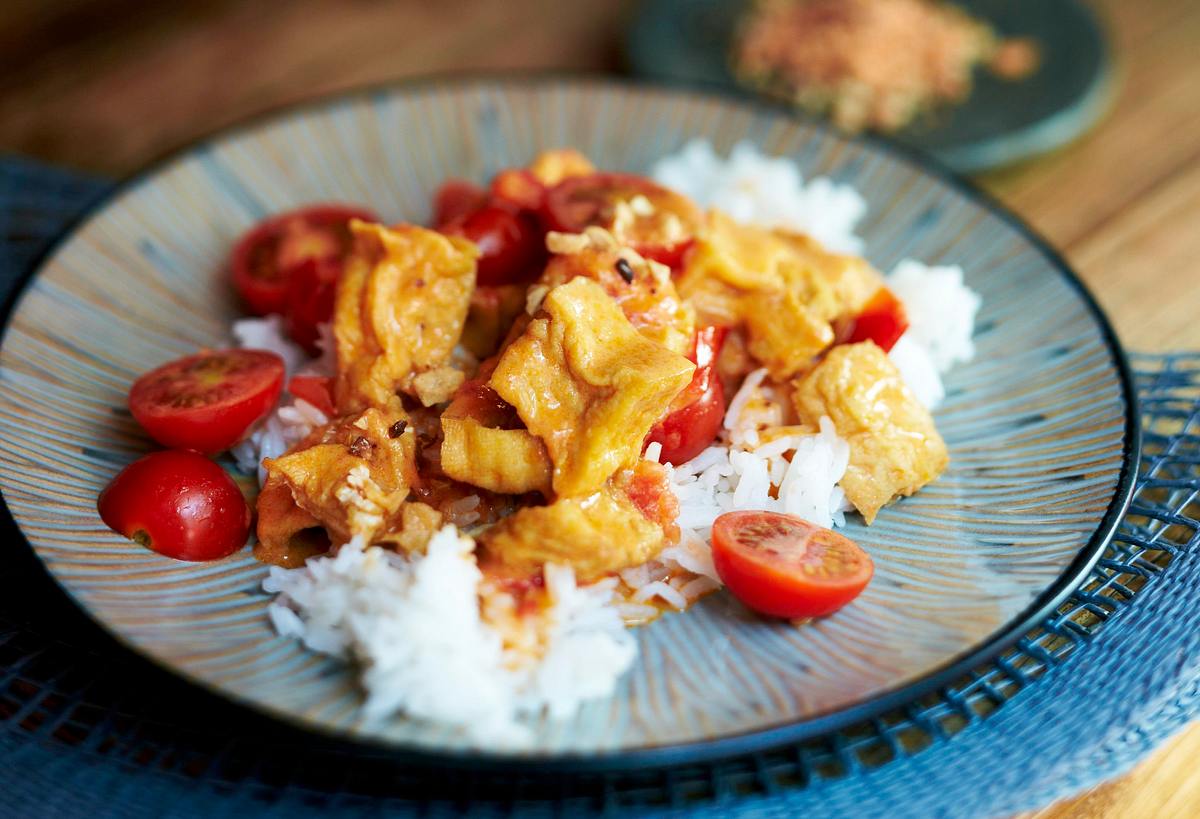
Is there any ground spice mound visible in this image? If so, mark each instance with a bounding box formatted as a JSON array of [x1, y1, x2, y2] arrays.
[[732, 0, 1038, 133]]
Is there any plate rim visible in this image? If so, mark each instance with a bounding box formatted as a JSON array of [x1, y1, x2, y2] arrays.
[[0, 72, 1141, 773]]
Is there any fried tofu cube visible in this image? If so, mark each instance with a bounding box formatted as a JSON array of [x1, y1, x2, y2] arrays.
[[676, 211, 787, 325], [490, 278, 695, 497], [774, 230, 883, 323], [254, 473, 327, 568], [440, 417, 552, 495], [542, 227, 695, 355], [262, 406, 418, 545], [792, 341, 947, 523], [375, 501, 445, 554], [744, 287, 835, 380], [334, 221, 477, 412], [682, 212, 882, 323], [480, 486, 666, 580]]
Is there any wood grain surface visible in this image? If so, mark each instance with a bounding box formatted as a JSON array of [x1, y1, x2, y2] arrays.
[[1, 0, 1198, 815]]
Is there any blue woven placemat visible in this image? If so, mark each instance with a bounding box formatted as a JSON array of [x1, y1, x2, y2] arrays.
[[2, 156, 1198, 818]]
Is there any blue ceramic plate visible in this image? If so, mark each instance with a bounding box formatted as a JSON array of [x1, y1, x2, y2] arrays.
[[627, 0, 1114, 173], [0, 77, 1136, 768]]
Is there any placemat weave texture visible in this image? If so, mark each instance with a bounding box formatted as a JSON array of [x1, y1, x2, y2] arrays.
[[2, 157, 1198, 818]]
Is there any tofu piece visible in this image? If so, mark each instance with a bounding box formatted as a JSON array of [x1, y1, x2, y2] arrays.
[[542, 228, 695, 356], [262, 405, 418, 545], [333, 221, 478, 413], [677, 212, 885, 375], [440, 417, 552, 495], [490, 278, 695, 497], [375, 501, 445, 554], [792, 341, 948, 523], [743, 288, 835, 380], [676, 211, 786, 326], [774, 230, 884, 323], [480, 486, 666, 580], [254, 473, 327, 568]]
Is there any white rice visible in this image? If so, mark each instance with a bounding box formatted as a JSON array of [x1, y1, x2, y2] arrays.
[[231, 317, 335, 483], [254, 141, 983, 737], [651, 139, 867, 255], [887, 260, 982, 374], [265, 526, 635, 745], [888, 333, 945, 409]]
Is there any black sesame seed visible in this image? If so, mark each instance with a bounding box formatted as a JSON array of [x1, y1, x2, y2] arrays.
[[348, 436, 374, 457], [615, 258, 635, 283], [388, 420, 408, 439]]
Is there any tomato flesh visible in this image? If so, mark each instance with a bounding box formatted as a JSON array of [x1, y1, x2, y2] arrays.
[[542, 172, 702, 267], [98, 450, 251, 562], [128, 349, 285, 454], [841, 288, 909, 353], [287, 374, 336, 418], [230, 203, 376, 317], [712, 511, 873, 618], [442, 204, 543, 287], [646, 326, 728, 465], [285, 257, 341, 355]]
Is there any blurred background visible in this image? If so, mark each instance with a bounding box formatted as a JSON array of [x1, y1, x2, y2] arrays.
[[4, 0, 1197, 350]]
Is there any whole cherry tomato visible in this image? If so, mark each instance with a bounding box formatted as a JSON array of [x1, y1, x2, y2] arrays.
[[98, 450, 252, 562], [443, 204, 543, 287], [712, 511, 873, 619], [128, 349, 285, 454]]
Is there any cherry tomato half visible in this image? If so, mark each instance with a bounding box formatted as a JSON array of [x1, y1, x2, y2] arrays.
[[646, 326, 728, 465], [98, 450, 251, 562], [287, 374, 336, 418], [129, 349, 285, 454], [433, 179, 488, 228], [712, 511, 873, 619], [230, 203, 376, 316], [442, 204, 543, 287], [542, 173, 702, 267], [841, 288, 909, 353]]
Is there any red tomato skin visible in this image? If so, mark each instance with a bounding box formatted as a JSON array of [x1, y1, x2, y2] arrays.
[[433, 180, 488, 227], [712, 511, 873, 619], [230, 204, 376, 317], [444, 205, 544, 287], [645, 326, 728, 465], [284, 257, 341, 354], [541, 172, 701, 266], [128, 350, 285, 454], [647, 377, 725, 466], [98, 450, 251, 562], [489, 169, 546, 212], [843, 288, 909, 353], [287, 374, 336, 418]]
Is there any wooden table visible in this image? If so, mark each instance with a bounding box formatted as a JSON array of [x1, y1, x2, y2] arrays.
[[2, 0, 1197, 815]]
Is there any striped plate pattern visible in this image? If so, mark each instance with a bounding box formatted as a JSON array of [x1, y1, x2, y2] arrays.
[[0, 78, 1134, 760]]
